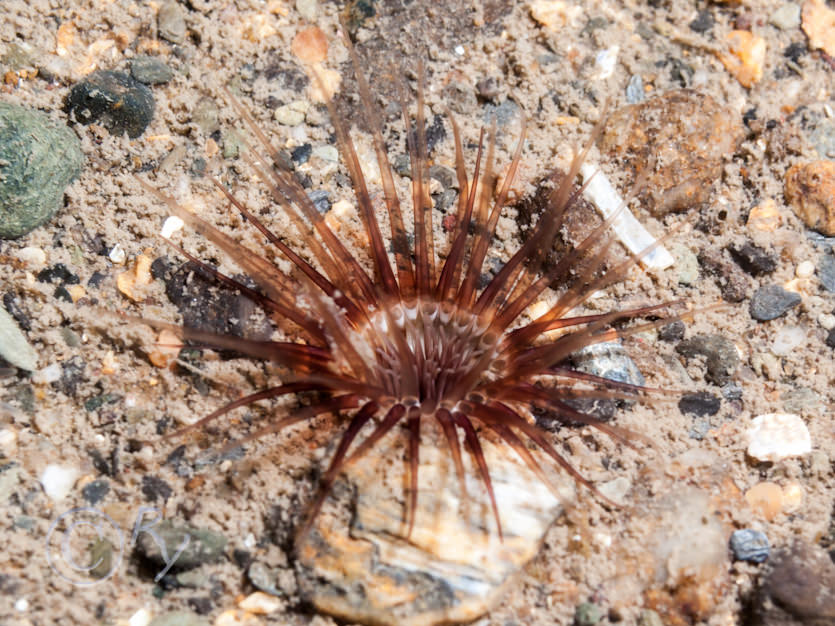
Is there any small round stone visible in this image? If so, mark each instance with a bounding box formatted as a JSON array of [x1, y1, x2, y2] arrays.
[[65, 70, 155, 138], [747, 413, 811, 463], [730, 529, 770, 563], [785, 160, 835, 235]]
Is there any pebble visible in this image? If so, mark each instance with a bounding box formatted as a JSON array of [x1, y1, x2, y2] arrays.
[[238, 591, 282, 614], [671, 243, 699, 284], [248, 561, 283, 597], [730, 529, 770, 563], [311, 144, 338, 162], [141, 475, 173, 502], [678, 391, 721, 416], [0, 304, 38, 371], [192, 97, 220, 135], [826, 327, 835, 348], [130, 55, 174, 84], [0, 102, 84, 239], [274, 101, 307, 126], [600, 90, 743, 217], [795, 260, 815, 278], [753, 540, 835, 623], [727, 242, 776, 276], [135, 519, 227, 570], [0, 428, 17, 455], [770, 3, 802, 29], [745, 482, 783, 520], [65, 70, 155, 138], [781, 386, 821, 413], [658, 320, 685, 342], [158, 2, 187, 44], [39, 464, 80, 501], [529, 0, 582, 30], [746, 413, 811, 462], [689, 10, 714, 33], [625, 74, 644, 104], [570, 340, 645, 386], [291, 27, 328, 64], [749, 284, 802, 321], [785, 160, 835, 236], [676, 334, 739, 385], [801, 0, 835, 56], [307, 189, 331, 214], [81, 478, 109, 505], [820, 253, 835, 292], [720, 30, 766, 87], [573, 602, 601, 626]]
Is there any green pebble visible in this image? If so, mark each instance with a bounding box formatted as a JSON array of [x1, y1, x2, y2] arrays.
[[638, 609, 664, 626], [149, 611, 209, 626], [574, 601, 602, 626], [0, 102, 84, 239]]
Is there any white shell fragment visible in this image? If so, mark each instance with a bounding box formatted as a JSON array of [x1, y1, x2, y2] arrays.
[[580, 162, 675, 270], [297, 426, 568, 626], [39, 464, 80, 501], [160, 215, 185, 238], [0, 304, 38, 371], [746, 413, 812, 462]]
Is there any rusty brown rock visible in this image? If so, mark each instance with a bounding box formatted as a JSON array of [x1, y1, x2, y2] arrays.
[[784, 160, 835, 236], [599, 89, 743, 218]]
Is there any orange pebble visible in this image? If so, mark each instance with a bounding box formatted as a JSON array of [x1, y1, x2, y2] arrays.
[[291, 27, 328, 64], [745, 482, 782, 520]]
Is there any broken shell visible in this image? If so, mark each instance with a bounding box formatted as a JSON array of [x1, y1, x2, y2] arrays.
[[580, 163, 674, 271], [296, 424, 569, 626]]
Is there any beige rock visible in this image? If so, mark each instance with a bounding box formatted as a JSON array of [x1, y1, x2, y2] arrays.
[[785, 160, 835, 236], [291, 27, 328, 63], [296, 424, 569, 626], [746, 412, 812, 462], [802, 0, 835, 56]]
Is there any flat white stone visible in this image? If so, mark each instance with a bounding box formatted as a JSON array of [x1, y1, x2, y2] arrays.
[[746, 413, 812, 462], [39, 464, 79, 501]]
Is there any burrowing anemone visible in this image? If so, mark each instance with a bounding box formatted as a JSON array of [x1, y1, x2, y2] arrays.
[[127, 37, 685, 547]]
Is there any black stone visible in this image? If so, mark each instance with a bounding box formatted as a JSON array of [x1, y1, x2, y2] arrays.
[[728, 242, 776, 276], [141, 475, 173, 502], [232, 548, 253, 569], [291, 143, 312, 165], [749, 284, 802, 321], [676, 334, 739, 385], [81, 479, 110, 505], [164, 261, 272, 341], [53, 286, 73, 303], [150, 256, 171, 280], [689, 10, 714, 33], [825, 328, 835, 349], [678, 391, 721, 416], [784, 41, 808, 63], [65, 70, 155, 138], [37, 263, 79, 285]]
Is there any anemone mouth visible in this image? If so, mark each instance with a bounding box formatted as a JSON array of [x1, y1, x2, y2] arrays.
[[122, 31, 690, 544]]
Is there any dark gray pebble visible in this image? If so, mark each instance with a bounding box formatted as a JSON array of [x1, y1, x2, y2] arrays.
[[730, 529, 770, 563], [678, 391, 721, 416], [130, 55, 174, 84], [65, 70, 155, 138], [291, 143, 312, 165], [135, 519, 227, 571], [658, 320, 685, 342], [820, 253, 835, 292], [825, 328, 835, 349], [749, 284, 801, 321], [0, 102, 84, 239], [728, 242, 776, 276], [676, 334, 739, 385], [141, 475, 173, 502], [81, 479, 110, 505], [689, 10, 714, 33]]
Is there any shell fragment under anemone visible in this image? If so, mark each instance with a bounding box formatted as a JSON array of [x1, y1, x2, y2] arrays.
[[126, 38, 686, 625]]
